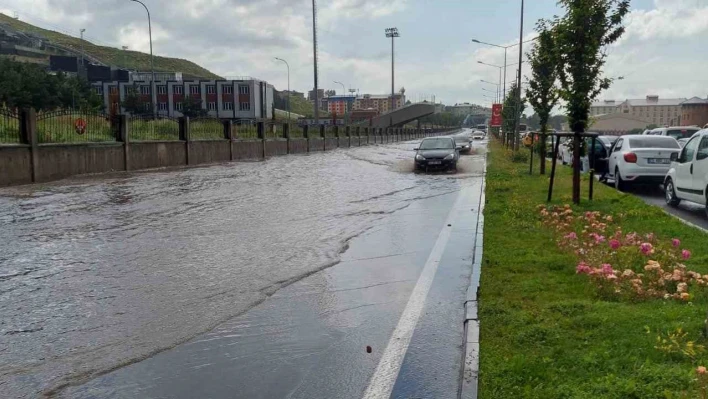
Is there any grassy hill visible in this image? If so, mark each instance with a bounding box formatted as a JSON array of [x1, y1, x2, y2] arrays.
[[0, 13, 221, 79]]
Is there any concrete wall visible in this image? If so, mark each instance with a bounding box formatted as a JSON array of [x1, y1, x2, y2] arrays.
[[288, 138, 308, 154], [0, 146, 32, 186], [36, 143, 125, 182], [233, 140, 264, 160], [190, 140, 231, 165], [130, 142, 187, 170], [309, 138, 324, 152], [266, 139, 288, 157], [338, 137, 350, 148]]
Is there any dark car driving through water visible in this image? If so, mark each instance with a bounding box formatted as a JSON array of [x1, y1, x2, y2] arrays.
[[453, 132, 472, 153], [414, 137, 460, 173]]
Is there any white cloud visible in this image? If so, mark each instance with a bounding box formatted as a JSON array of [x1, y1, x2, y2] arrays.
[[623, 0, 708, 41]]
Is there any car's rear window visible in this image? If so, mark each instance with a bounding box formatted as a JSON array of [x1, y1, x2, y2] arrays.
[[667, 129, 699, 139], [420, 138, 454, 149], [628, 137, 680, 149]]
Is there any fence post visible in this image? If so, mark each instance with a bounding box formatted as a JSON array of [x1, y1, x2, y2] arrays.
[[117, 115, 130, 171], [320, 125, 325, 151], [224, 120, 234, 161], [284, 123, 290, 155], [20, 108, 38, 182], [179, 116, 190, 165], [258, 121, 266, 159], [345, 126, 351, 148], [334, 125, 340, 148], [304, 125, 310, 153]]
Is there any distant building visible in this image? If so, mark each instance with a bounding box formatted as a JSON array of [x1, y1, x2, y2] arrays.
[[353, 94, 405, 114], [91, 78, 274, 120], [326, 95, 356, 115], [308, 89, 325, 101], [350, 108, 380, 123], [590, 113, 654, 135], [446, 103, 489, 116], [591, 96, 685, 126], [680, 97, 708, 127]]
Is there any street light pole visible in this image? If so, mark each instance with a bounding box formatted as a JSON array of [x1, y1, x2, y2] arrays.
[[385, 27, 400, 113], [312, 0, 320, 125], [80, 28, 85, 79], [472, 36, 537, 107], [275, 58, 290, 121], [129, 0, 156, 119], [513, 0, 525, 151]]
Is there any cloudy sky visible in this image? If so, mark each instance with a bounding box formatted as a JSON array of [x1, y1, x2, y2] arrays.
[[1, 0, 707, 110]]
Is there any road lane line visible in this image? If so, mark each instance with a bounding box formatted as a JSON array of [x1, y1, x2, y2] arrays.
[[362, 187, 473, 399]]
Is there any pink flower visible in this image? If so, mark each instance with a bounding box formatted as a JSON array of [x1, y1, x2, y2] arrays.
[[576, 262, 591, 274], [565, 232, 577, 240], [682, 250, 691, 260], [601, 264, 614, 275], [672, 238, 681, 248], [640, 243, 654, 255], [609, 239, 621, 250], [646, 233, 655, 241]]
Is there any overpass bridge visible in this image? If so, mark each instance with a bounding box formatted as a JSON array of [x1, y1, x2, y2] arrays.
[[357, 102, 436, 128]]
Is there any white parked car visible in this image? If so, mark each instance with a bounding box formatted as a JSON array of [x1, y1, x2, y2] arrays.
[[665, 129, 708, 215], [608, 135, 681, 191], [472, 130, 485, 140], [646, 126, 701, 140]]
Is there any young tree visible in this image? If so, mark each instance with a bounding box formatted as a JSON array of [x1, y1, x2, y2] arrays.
[[180, 95, 207, 118], [526, 24, 560, 174], [552, 0, 630, 203], [501, 82, 525, 148], [121, 85, 148, 115]]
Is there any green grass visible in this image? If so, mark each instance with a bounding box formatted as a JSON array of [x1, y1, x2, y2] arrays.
[[36, 113, 114, 143], [190, 118, 226, 141], [0, 13, 221, 79], [480, 141, 708, 398], [129, 118, 180, 141], [0, 115, 21, 143]]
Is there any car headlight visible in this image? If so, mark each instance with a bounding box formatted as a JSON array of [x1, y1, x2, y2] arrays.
[[415, 154, 425, 161], [444, 154, 455, 160]]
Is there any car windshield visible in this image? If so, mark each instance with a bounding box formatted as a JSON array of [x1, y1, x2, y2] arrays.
[[453, 135, 469, 143], [628, 137, 680, 149], [420, 138, 454, 149], [667, 129, 699, 139]]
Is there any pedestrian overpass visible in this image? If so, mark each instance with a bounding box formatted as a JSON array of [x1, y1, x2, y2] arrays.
[[358, 102, 436, 128]]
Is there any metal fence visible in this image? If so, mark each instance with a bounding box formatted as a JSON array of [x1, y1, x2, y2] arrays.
[[36, 110, 116, 144], [290, 124, 304, 138], [324, 126, 337, 137], [0, 108, 21, 144], [190, 117, 225, 141], [232, 119, 258, 139], [264, 122, 281, 139], [129, 115, 180, 141]]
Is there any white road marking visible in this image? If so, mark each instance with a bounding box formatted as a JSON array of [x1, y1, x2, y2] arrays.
[[362, 187, 472, 399]]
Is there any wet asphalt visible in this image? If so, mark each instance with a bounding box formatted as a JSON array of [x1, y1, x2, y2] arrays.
[[1, 133, 487, 398]]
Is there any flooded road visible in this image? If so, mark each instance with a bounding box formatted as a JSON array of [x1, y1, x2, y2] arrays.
[[0, 134, 486, 398]]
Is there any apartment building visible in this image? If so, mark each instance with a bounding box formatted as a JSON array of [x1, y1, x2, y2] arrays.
[[92, 78, 274, 120], [326, 95, 356, 115], [353, 94, 405, 114], [681, 97, 708, 127], [590, 96, 686, 126]]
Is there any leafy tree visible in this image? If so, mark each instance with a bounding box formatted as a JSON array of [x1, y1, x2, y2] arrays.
[[549, 115, 567, 131], [501, 82, 525, 147], [551, 0, 630, 203], [526, 113, 541, 130], [526, 24, 560, 173], [121, 85, 148, 115], [181, 95, 207, 118]]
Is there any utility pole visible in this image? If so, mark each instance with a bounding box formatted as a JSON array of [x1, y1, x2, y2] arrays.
[[513, 0, 525, 151], [385, 28, 399, 113], [312, 0, 320, 125], [129, 0, 156, 119], [80, 28, 85, 80]]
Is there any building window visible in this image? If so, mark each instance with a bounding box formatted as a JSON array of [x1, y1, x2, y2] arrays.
[[143, 103, 151, 111], [206, 85, 216, 94], [238, 85, 249, 95], [93, 86, 103, 95], [223, 86, 233, 94], [157, 85, 167, 94], [175, 102, 183, 111], [190, 85, 200, 95], [239, 102, 251, 111], [208, 102, 216, 111], [174, 86, 183, 95], [140, 86, 151, 95], [223, 102, 233, 111], [158, 102, 167, 111]]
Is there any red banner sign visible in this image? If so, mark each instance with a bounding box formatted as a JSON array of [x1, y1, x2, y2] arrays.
[[491, 104, 503, 127]]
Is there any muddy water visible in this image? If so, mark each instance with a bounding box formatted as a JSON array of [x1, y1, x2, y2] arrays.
[[0, 136, 486, 398]]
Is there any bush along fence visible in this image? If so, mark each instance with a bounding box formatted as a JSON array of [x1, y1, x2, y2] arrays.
[[0, 109, 458, 187]]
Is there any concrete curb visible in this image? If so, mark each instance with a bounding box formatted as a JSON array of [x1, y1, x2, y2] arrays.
[[459, 150, 487, 399]]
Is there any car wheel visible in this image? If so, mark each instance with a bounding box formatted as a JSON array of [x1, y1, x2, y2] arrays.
[[664, 178, 681, 207], [614, 168, 627, 192]]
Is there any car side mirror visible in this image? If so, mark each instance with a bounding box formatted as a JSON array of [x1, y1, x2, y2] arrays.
[[413, 148, 419, 151], [670, 152, 679, 162]]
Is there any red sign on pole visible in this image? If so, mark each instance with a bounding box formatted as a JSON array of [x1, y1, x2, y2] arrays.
[[74, 118, 87, 135], [491, 104, 503, 127]]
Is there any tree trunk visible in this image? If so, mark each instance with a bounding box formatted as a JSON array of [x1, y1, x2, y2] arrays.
[[572, 131, 581, 204], [540, 126, 547, 175]]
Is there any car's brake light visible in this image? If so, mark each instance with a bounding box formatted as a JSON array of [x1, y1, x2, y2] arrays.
[[624, 152, 638, 163]]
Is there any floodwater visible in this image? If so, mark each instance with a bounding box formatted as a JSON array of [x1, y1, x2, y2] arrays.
[[0, 136, 485, 398]]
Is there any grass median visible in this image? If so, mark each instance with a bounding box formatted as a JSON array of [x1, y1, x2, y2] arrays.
[[480, 141, 708, 398]]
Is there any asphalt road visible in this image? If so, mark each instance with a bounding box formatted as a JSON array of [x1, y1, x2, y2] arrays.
[[1, 133, 487, 398]]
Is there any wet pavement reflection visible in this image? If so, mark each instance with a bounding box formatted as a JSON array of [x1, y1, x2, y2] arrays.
[[0, 134, 486, 398]]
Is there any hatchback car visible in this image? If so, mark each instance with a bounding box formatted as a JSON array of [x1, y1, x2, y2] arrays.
[[453, 132, 472, 153], [472, 130, 485, 140], [414, 137, 460, 172], [608, 135, 681, 191], [665, 130, 708, 216]]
